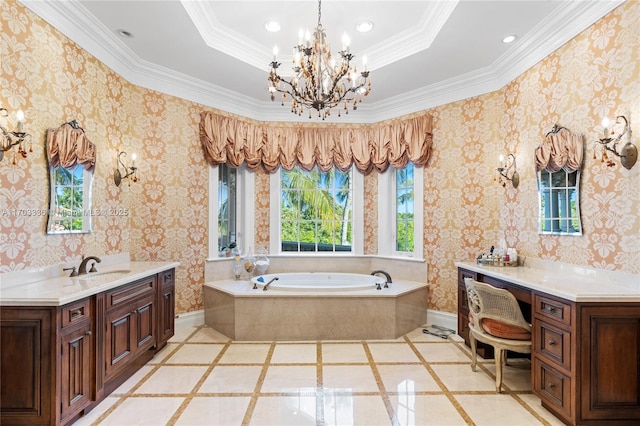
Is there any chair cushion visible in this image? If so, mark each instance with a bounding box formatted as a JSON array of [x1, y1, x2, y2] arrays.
[[468, 312, 531, 341]]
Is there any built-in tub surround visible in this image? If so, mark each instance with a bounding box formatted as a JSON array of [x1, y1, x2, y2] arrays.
[[204, 255, 427, 341], [204, 278, 427, 341]]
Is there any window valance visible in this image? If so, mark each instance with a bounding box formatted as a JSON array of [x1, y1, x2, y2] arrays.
[[535, 126, 583, 173], [46, 121, 96, 170], [199, 111, 433, 174]]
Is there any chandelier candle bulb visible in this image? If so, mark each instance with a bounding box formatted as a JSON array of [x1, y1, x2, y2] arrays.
[[602, 117, 610, 138], [131, 153, 136, 167], [272, 45, 278, 61], [16, 109, 24, 133]]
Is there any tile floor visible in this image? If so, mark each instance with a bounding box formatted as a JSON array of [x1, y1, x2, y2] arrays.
[[72, 322, 565, 426]]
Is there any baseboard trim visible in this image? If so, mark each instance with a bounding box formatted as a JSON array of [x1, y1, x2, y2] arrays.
[[175, 309, 204, 328], [426, 309, 457, 331]]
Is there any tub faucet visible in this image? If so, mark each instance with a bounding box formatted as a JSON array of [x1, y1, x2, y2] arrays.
[[371, 270, 392, 288], [78, 256, 101, 275], [263, 277, 279, 291]]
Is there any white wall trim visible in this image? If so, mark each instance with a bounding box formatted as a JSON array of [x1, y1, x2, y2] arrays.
[[175, 309, 204, 328], [426, 309, 457, 332]]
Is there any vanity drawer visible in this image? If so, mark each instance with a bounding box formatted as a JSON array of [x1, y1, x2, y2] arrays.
[[534, 294, 572, 327], [534, 358, 572, 420], [105, 276, 156, 309], [61, 298, 92, 329], [161, 269, 175, 286], [534, 319, 572, 372]]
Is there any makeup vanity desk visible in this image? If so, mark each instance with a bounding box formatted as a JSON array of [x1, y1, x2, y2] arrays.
[[456, 261, 640, 426]]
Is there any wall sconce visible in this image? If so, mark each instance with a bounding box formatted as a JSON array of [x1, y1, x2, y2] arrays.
[[113, 151, 138, 187], [593, 115, 637, 169], [1, 107, 32, 164], [495, 153, 519, 188]]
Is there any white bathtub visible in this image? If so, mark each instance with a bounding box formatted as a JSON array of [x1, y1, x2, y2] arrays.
[[251, 272, 384, 291]]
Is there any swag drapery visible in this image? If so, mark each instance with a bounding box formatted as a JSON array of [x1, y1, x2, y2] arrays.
[[535, 126, 583, 173], [46, 121, 96, 170], [199, 111, 433, 174]]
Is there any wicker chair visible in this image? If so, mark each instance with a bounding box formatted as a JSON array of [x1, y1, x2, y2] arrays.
[[464, 277, 532, 392]]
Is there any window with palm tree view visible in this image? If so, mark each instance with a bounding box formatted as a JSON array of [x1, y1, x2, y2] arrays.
[[281, 167, 352, 252], [47, 164, 92, 233], [396, 164, 414, 253]]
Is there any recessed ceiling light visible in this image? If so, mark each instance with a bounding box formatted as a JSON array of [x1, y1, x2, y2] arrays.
[[264, 21, 281, 32], [356, 21, 374, 33], [116, 29, 134, 38], [502, 35, 516, 44]]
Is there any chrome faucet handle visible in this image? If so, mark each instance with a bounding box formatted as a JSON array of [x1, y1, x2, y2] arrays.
[[63, 266, 78, 277]]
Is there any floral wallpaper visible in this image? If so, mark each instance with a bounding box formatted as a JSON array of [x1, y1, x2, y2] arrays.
[[1, 1, 638, 316]]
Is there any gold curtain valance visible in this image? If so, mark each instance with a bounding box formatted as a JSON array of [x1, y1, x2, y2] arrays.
[[199, 111, 433, 174], [535, 126, 584, 173], [46, 121, 96, 170]]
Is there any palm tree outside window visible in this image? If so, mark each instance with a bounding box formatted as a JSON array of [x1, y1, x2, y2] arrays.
[[280, 167, 352, 252]]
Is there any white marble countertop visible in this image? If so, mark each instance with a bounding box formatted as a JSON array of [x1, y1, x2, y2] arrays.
[[1, 257, 179, 307], [456, 261, 640, 302]]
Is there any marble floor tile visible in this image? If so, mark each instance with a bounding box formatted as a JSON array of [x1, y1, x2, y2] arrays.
[[454, 394, 544, 426], [429, 364, 497, 392], [367, 342, 421, 363], [260, 365, 318, 393], [322, 343, 368, 363], [199, 365, 263, 394], [165, 343, 225, 364], [389, 394, 468, 426], [323, 394, 391, 426], [250, 395, 317, 426], [323, 365, 379, 392], [188, 326, 232, 343], [175, 396, 251, 425], [134, 366, 208, 394], [98, 397, 184, 425], [376, 364, 441, 393], [111, 365, 154, 395], [218, 343, 272, 364], [73, 323, 562, 426], [413, 342, 472, 362], [271, 343, 317, 364]]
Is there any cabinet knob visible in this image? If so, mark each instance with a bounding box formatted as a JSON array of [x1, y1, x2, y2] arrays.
[[547, 339, 556, 346], [85, 331, 92, 336], [548, 382, 556, 389]]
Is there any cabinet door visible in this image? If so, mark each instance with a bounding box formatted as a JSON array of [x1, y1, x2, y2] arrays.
[[105, 304, 135, 378], [60, 324, 92, 421], [0, 308, 54, 426], [158, 270, 175, 346], [580, 305, 640, 422], [134, 296, 155, 352]]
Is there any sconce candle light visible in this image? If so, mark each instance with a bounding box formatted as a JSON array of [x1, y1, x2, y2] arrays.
[[495, 153, 519, 188], [1, 106, 32, 164], [113, 151, 138, 187], [593, 115, 637, 169]]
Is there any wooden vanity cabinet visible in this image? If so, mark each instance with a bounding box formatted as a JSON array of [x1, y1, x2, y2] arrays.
[[58, 298, 94, 424], [0, 268, 176, 426], [458, 267, 640, 425]]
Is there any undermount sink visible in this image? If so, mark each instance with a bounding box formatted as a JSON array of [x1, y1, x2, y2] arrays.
[[73, 270, 131, 280]]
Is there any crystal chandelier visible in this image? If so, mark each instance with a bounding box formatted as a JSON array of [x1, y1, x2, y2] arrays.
[[267, 0, 371, 120]]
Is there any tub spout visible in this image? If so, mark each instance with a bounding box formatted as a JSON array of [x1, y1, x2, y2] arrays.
[[371, 270, 392, 288], [263, 277, 279, 291]]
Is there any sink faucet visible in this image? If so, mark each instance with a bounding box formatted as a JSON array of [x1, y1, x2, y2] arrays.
[[78, 256, 101, 275], [371, 270, 392, 288]]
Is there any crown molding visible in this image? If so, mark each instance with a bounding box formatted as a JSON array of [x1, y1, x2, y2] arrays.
[[19, 0, 626, 125]]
